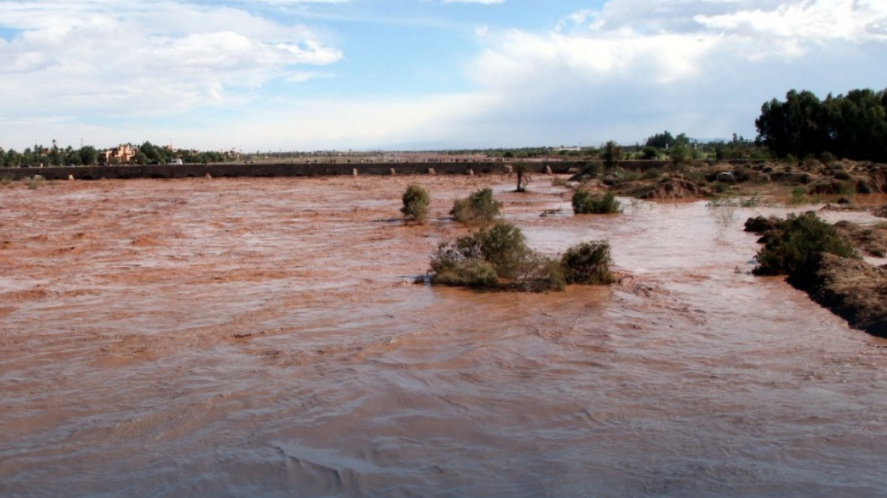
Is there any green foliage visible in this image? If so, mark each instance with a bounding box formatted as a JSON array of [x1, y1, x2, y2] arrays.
[[431, 259, 499, 288], [582, 161, 603, 178], [602, 141, 622, 169], [401, 184, 431, 223], [833, 170, 852, 181], [645, 131, 675, 149], [430, 221, 534, 289], [753, 212, 859, 276], [560, 241, 614, 285], [451, 188, 501, 225], [572, 191, 621, 214], [428, 221, 599, 292], [755, 87, 887, 161], [669, 143, 694, 166], [641, 146, 660, 160]]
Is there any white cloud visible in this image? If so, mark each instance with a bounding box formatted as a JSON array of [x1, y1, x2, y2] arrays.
[[2, 0, 885, 151], [0, 1, 342, 120], [454, 0, 887, 145]]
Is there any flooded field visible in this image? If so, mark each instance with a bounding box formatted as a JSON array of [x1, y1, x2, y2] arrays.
[[1, 176, 886, 497]]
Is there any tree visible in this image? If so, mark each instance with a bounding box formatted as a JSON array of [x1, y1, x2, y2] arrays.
[[401, 184, 431, 223], [602, 140, 622, 169], [78, 146, 99, 166], [645, 131, 675, 149], [572, 191, 621, 214], [451, 188, 501, 225], [513, 162, 531, 192], [754, 87, 887, 161]]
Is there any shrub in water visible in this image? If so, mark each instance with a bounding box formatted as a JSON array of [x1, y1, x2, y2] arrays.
[[429, 221, 562, 291], [401, 184, 431, 223], [451, 188, 502, 225], [753, 212, 859, 276], [431, 259, 499, 288], [572, 191, 621, 214], [561, 241, 614, 285], [429, 221, 613, 292]]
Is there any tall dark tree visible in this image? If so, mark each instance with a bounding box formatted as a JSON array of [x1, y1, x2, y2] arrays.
[[756, 87, 887, 161], [602, 140, 622, 169], [78, 146, 99, 166], [645, 131, 675, 149]]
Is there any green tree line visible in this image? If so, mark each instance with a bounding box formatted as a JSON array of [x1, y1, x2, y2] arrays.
[[756, 87, 887, 161], [0, 140, 229, 168]]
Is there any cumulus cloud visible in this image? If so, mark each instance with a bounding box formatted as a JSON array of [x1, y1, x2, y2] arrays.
[[457, 0, 887, 145], [0, 0, 342, 121], [2, 0, 885, 151]]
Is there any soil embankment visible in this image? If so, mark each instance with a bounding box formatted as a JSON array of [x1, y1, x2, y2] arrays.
[[746, 214, 887, 337], [789, 253, 887, 338]]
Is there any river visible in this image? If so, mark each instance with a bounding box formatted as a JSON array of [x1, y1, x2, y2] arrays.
[[1, 176, 886, 497]]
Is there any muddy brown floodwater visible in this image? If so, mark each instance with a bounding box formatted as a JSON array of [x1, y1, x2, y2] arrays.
[[1, 176, 887, 497]]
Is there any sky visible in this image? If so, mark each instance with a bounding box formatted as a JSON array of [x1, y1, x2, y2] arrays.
[[0, 0, 885, 152]]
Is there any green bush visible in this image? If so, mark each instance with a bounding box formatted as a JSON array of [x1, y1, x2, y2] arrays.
[[753, 212, 859, 276], [572, 191, 621, 214], [583, 161, 603, 178], [430, 221, 539, 289], [833, 170, 852, 181], [561, 241, 614, 285], [431, 259, 499, 288], [401, 184, 431, 223], [429, 221, 612, 292], [451, 188, 502, 225]]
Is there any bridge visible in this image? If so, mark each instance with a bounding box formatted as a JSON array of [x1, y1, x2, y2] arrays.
[[0, 160, 673, 181]]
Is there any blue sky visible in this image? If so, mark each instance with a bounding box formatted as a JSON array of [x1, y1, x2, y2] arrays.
[[1, 0, 885, 151]]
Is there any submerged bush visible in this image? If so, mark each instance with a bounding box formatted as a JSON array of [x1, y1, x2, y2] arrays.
[[753, 212, 859, 276], [572, 191, 621, 214], [561, 241, 614, 285], [451, 188, 502, 225], [431, 259, 499, 288], [429, 221, 611, 292], [401, 184, 431, 223]]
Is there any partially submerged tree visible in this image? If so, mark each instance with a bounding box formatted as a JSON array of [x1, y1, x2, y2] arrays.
[[561, 241, 614, 285], [513, 162, 532, 192], [401, 184, 431, 223], [451, 188, 502, 225], [572, 191, 621, 214]]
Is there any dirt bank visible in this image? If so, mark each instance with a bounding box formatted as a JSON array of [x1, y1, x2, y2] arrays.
[[789, 253, 887, 338]]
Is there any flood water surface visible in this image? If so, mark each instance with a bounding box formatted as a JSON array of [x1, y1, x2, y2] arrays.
[[1, 177, 886, 497]]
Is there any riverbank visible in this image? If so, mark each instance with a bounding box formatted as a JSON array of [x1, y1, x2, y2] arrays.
[[790, 253, 887, 338]]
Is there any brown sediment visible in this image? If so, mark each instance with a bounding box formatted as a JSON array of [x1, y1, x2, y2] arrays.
[[833, 220, 887, 258], [789, 253, 887, 338], [624, 177, 713, 199]]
